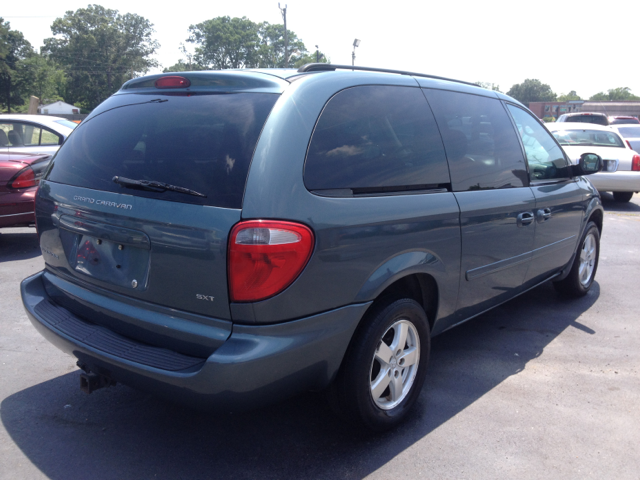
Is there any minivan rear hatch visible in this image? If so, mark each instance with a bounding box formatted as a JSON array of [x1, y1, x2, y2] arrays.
[[38, 73, 283, 325]]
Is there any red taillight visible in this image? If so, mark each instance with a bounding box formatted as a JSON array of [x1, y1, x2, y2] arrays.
[[228, 220, 314, 302], [154, 76, 190, 89], [8, 167, 36, 189], [632, 155, 640, 171]]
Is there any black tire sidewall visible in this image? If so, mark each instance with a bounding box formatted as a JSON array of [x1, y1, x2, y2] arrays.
[[560, 221, 600, 296], [346, 298, 431, 431]]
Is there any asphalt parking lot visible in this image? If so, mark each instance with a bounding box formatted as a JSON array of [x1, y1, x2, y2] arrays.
[[1, 192, 639, 480]]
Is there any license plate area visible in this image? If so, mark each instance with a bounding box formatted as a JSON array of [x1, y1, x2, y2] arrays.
[[58, 216, 150, 290]]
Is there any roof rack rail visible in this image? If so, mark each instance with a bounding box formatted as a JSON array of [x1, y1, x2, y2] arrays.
[[297, 63, 479, 87]]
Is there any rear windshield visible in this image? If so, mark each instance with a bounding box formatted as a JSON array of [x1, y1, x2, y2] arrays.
[[46, 92, 279, 208], [610, 118, 640, 125], [552, 129, 625, 147], [563, 115, 608, 125]]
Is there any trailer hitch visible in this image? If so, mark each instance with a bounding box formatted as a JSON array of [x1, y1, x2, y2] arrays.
[[77, 362, 117, 394]]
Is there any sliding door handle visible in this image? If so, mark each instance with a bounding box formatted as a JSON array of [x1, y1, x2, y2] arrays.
[[517, 211, 534, 227]]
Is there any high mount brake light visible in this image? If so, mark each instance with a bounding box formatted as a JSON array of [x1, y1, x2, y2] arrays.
[[8, 166, 36, 189], [228, 220, 314, 302], [632, 155, 640, 172], [155, 76, 191, 89]]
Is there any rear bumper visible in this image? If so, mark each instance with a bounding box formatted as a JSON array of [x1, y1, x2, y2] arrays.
[[0, 188, 36, 227], [21, 271, 369, 410], [589, 171, 640, 192]]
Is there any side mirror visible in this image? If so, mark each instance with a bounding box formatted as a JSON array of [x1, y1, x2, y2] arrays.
[[572, 153, 602, 176]]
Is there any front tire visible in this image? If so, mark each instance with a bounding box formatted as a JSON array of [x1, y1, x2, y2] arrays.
[[329, 298, 430, 431], [554, 221, 600, 297], [613, 191, 633, 203]]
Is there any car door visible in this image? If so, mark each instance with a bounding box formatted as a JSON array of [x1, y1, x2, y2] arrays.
[[423, 88, 535, 321], [505, 105, 585, 285], [0, 121, 63, 155]]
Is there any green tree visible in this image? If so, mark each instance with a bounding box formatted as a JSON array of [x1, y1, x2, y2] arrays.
[[0, 18, 34, 112], [43, 5, 159, 110], [557, 90, 581, 101], [293, 51, 329, 68], [507, 79, 557, 105], [187, 16, 324, 70], [15, 54, 68, 106], [188, 16, 261, 69], [475, 82, 501, 93], [589, 87, 640, 101], [256, 22, 307, 67]]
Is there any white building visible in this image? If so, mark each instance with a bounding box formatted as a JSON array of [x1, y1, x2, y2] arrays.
[[38, 101, 80, 115]]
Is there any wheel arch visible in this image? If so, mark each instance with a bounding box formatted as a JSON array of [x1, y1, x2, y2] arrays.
[[353, 251, 445, 330]]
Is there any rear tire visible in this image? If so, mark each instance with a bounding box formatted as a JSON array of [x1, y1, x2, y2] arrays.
[[613, 191, 633, 203], [554, 221, 600, 297], [328, 297, 430, 431]]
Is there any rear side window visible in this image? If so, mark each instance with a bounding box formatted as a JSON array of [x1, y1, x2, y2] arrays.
[[423, 89, 527, 191], [304, 86, 449, 193], [46, 93, 279, 209], [0, 122, 62, 147]]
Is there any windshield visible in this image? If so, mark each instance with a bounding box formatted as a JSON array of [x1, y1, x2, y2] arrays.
[[616, 126, 640, 137], [552, 129, 625, 148], [46, 92, 279, 208], [54, 119, 79, 130]]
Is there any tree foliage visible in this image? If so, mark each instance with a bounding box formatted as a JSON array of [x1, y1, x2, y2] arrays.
[[589, 87, 640, 101], [0, 18, 34, 112], [557, 90, 581, 101], [475, 82, 501, 93], [507, 79, 557, 105], [43, 5, 159, 109], [187, 16, 327, 70]]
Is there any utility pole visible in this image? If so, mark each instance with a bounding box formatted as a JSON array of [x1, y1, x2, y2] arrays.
[[315, 45, 320, 62], [352, 39, 361, 66], [279, 3, 288, 68]]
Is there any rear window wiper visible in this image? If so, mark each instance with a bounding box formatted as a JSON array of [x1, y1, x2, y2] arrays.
[[113, 176, 207, 198]]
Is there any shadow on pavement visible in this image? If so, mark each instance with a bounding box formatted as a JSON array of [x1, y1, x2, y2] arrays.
[[599, 192, 640, 213], [1, 282, 599, 480], [0, 228, 40, 263]]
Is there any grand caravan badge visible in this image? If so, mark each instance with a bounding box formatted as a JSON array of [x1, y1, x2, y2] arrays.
[[74, 195, 133, 210]]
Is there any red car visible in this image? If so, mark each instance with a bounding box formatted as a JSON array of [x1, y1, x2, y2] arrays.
[[0, 152, 51, 228]]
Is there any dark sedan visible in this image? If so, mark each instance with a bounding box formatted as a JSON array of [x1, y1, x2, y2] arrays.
[[0, 152, 51, 228]]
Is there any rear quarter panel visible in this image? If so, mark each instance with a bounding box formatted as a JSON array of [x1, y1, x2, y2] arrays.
[[239, 73, 462, 328]]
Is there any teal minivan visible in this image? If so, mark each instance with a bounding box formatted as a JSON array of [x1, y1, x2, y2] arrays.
[[21, 64, 603, 431]]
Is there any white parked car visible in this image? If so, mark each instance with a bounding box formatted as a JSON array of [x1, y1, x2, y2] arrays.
[[0, 114, 77, 156], [547, 122, 640, 202]]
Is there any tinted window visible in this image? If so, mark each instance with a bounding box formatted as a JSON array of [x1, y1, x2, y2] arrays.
[[304, 86, 449, 192], [47, 93, 279, 209], [507, 105, 570, 181], [423, 89, 527, 191]]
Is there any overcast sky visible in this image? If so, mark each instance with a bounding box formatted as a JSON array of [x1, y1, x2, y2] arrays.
[[4, 0, 640, 99]]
